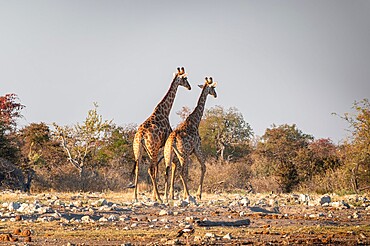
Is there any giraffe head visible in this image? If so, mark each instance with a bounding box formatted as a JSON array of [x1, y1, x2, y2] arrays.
[[198, 77, 217, 98], [173, 67, 191, 90]]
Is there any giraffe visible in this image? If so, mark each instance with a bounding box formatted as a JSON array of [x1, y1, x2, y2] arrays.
[[133, 67, 191, 202], [164, 77, 217, 201]]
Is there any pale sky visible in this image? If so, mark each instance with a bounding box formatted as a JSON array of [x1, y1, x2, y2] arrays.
[[1, 1, 369, 143]]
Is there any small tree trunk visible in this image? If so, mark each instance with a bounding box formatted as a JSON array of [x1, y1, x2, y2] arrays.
[[351, 165, 359, 193], [23, 168, 35, 193], [79, 165, 86, 192]]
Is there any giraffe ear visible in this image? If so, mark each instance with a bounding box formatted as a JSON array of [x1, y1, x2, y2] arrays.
[[198, 84, 204, 89], [211, 82, 217, 87]]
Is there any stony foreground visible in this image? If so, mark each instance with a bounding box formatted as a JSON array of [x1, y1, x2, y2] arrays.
[[0, 191, 369, 245]]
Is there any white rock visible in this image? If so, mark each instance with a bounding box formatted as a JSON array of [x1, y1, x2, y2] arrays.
[[92, 199, 108, 207], [186, 196, 197, 205], [205, 232, 216, 238], [194, 236, 202, 241], [223, 233, 233, 240], [53, 199, 64, 206], [99, 205, 112, 211], [159, 209, 169, 216], [73, 200, 82, 207], [255, 198, 267, 206], [17, 203, 30, 213], [108, 214, 119, 221], [132, 202, 143, 207], [269, 199, 278, 207], [37, 206, 53, 214], [146, 201, 160, 207], [185, 216, 194, 222], [229, 200, 239, 207], [299, 194, 310, 203], [53, 212, 62, 218], [240, 198, 250, 206], [331, 200, 350, 209], [119, 216, 130, 221], [174, 200, 189, 207], [99, 217, 108, 222], [353, 212, 360, 219], [37, 216, 55, 222], [81, 215, 92, 222]]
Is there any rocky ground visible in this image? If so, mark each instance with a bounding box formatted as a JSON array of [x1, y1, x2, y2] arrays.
[[0, 190, 369, 245]]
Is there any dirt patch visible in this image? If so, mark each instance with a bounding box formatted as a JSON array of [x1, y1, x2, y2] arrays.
[[0, 191, 369, 245]]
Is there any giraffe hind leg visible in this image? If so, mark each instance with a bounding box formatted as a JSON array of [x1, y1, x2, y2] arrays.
[[164, 142, 175, 202], [178, 157, 190, 200], [148, 156, 163, 203]]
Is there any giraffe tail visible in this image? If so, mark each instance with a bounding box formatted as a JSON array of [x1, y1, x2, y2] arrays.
[[164, 135, 176, 168], [131, 132, 144, 179]]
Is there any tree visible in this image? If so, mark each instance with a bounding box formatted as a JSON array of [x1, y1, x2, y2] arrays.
[[53, 103, 112, 190], [0, 93, 25, 190], [199, 106, 253, 161], [295, 138, 340, 182], [94, 124, 136, 167], [0, 93, 25, 160], [256, 124, 313, 192], [0, 122, 18, 162], [0, 93, 25, 130], [339, 99, 370, 192], [18, 123, 65, 191], [176, 106, 192, 122]]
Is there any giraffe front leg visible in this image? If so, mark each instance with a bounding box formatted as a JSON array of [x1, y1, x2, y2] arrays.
[[170, 161, 177, 200], [164, 165, 170, 203], [194, 148, 206, 200], [151, 164, 158, 199], [197, 162, 206, 200]]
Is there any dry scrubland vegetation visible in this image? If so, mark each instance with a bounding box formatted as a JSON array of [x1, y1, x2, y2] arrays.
[[0, 94, 370, 244]]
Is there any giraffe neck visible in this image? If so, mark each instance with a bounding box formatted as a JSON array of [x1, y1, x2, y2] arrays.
[[153, 78, 178, 117], [187, 86, 209, 128]]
